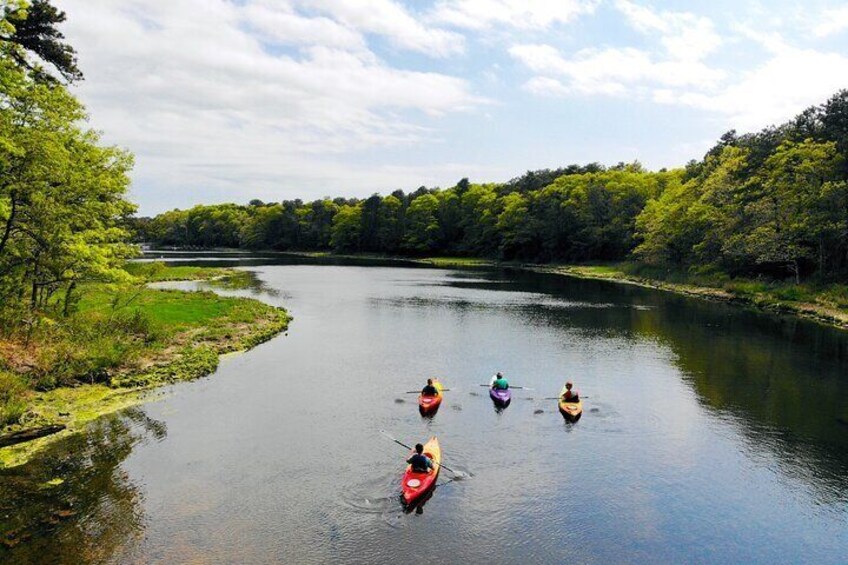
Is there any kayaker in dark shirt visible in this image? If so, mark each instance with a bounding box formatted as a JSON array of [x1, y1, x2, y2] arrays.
[[561, 381, 579, 401], [491, 371, 509, 390], [407, 443, 434, 473], [421, 378, 438, 396]]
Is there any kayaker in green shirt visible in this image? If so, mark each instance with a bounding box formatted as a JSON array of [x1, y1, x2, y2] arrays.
[[490, 371, 509, 390]]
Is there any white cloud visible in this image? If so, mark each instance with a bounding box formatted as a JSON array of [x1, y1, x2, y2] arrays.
[[657, 47, 848, 130], [53, 0, 483, 213], [509, 2, 848, 134], [241, 3, 366, 51], [509, 3, 725, 100], [814, 5, 848, 38], [509, 43, 724, 94], [615, 0, 722, 61], [430, 0, 598, 30], [298, 0, 465, 57]]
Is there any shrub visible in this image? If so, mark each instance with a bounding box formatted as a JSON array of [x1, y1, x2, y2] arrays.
[[0, 371, 27, 426], [771, 286, 806, 302]]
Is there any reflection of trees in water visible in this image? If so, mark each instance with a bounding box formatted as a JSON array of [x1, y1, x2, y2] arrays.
[[639, 306, 848, 504], [205, 271, 281, 297], [0, 408, 166, 564], [500, 271, 848, 501]]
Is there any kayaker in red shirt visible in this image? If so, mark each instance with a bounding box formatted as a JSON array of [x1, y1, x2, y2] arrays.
[[407, 443, 435, 473], [421, 379, 438, 396], [561, 381, 579, 401]]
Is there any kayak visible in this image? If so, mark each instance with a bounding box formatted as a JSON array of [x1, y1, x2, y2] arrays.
[[559, 398, 582, 420], [401, 437, 441, 506], [489, 387, 511, 407], [559, 386, 583, 421], [418, 379, 444, 416]]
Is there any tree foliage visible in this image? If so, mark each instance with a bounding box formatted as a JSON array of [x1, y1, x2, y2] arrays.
[[0, 4, 134, 320], [1, 0, 81, 83]]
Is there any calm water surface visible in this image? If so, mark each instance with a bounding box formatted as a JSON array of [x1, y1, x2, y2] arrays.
[[3, 258, 848, 563]]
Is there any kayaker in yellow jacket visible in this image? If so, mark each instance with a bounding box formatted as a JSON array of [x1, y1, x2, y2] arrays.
[[490, 372, 509, 390], [407, 443, 435, 473], [421, 379, 438, 396], [561, 381, 579, 401]]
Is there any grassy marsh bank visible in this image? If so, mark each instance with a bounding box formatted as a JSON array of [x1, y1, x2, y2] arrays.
[[0, 263, 290, 468], [531, 263, 848, 330]]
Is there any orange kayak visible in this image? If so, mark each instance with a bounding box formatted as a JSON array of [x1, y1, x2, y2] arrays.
[[418, 379, 444, 416], [400, 437, 441, 506]]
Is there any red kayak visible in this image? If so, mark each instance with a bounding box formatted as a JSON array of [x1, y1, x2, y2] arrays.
[[418, 379, 444, 416], [400, 437, 441, 506]]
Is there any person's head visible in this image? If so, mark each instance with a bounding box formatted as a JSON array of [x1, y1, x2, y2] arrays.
[[496, 372, 503, 378], [415, 443, 424, 454], [566, 381, 573, 390], [427, 378, 433, 385]]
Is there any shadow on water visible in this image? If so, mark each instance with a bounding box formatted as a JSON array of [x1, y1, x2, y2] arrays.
[[402, 487, 435, 515], [0, 408, 165, 564]]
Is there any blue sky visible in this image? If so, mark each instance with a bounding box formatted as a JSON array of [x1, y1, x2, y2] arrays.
[[55, 0, 848, 215]]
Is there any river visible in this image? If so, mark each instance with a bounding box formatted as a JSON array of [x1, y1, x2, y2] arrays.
[[2, 255, 848, 563]]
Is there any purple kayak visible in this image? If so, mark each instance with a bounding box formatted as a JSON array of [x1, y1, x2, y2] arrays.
[[489, 387, 511, 407]]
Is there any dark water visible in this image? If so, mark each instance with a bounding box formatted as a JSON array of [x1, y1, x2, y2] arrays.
[[3, 258, 848, 563]]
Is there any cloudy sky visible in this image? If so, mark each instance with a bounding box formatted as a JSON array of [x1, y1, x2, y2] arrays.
[[55, 0, 848, 215]]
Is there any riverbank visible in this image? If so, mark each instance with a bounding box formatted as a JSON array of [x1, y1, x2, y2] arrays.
[[276, 251, 848, 330], [0, 264, 291, 468], [525, 264, 848, 330]]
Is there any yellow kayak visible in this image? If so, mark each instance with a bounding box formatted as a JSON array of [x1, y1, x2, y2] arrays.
[[559, 386, 583, 421]]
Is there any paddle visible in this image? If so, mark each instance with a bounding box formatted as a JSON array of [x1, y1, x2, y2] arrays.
[[405, 389, 451, 394], [544, 395, 589, 400], [478, 384, 534, 391], [379, 430, 462, 475]]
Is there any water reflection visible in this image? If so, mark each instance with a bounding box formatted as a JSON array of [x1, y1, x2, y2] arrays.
[[204, 270, 282, 298], [488, 270, 848, 503], [0, 408, 165, 563]]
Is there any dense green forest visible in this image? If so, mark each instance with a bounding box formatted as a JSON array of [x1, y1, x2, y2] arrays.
[[139, 92, 848, 283]]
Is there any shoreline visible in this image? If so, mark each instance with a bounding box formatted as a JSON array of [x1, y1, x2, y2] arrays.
[[524, 264, 848, 331], [273, 251, 848, 331], [0, 270, 291, 469]]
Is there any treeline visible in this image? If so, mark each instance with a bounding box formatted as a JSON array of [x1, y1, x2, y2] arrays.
[[140, 90, 848, 282], [138, 163, 673, 262], [637, 94, 848, 282], [0, 1, 135, 318]]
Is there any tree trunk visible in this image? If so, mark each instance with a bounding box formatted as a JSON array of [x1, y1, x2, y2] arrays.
[[0, 190, 16, 256], [63, 280, 76, 317]]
